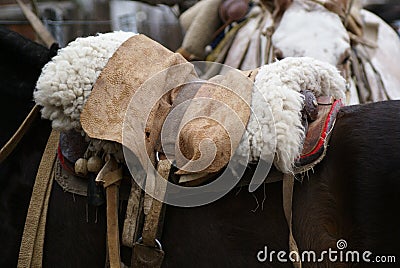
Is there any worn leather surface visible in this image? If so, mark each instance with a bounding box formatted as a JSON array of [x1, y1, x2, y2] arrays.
[[301, 103, 331, 157], [55, 159, 87, 196], [106, 185, 121, 268], [81, 34, 192, 144], [81, 34, 197, 171], [122, 182, 143, 247], [18, 130, 59, 268], [132, 242, 165, 268], [296, 98, 343, 168], [175, 68, 255, 175]]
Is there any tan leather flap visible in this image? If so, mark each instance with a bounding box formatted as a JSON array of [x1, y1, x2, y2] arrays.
[[80, 34, 195, 149], [175, 68, 256, 175]]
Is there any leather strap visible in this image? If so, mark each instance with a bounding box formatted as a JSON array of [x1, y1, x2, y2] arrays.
[[142, 160, 170, 246], [96, 156, 123, 268], [283, 173, 302, 268], [262, 25, 274, 65], [122, 181, 143, 247], [106, 185, 121, 268], [0, 105, 40, 164], [132, 159, 171, 268], [18, 129, 60, 268]]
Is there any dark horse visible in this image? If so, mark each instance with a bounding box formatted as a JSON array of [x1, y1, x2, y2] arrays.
[[0, 26, 53, 266], [1, 27, 399, 267]]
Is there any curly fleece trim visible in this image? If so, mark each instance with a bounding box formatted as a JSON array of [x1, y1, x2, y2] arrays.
[[35, 37, 345, 172], [236, 57, 346, 173], [34, 31, 136, 131]]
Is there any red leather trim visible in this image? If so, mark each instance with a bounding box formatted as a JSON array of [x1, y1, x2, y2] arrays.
[[57, 145, 75, 174], [300, 99, 343, 159]]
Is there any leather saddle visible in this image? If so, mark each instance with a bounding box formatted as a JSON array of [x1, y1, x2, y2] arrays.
[[296, 95, 343, 172], [56, 93, 343, 191], [55, 93, 343, 268]]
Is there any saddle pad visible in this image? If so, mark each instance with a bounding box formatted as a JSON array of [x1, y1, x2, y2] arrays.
[[55, 158, 88, 196], [295, 97, 343, 172]]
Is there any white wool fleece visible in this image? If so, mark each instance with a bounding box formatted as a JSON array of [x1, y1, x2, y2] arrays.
[[34, 31, 136, 131], [236, 57, 346, 173]]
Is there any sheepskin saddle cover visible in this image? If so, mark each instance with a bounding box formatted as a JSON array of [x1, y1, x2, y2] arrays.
[[34, 30, 347, 179], [34, 31, 254, 178], [80, 34, 254, 174]]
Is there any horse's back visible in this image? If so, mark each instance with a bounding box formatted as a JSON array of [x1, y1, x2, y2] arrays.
[[328, 100, 400, 262], [331, 100, 400, 173]]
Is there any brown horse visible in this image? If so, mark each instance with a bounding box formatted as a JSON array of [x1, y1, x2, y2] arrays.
[[1, 28, 400, 268], [43, 100, 400, 268]]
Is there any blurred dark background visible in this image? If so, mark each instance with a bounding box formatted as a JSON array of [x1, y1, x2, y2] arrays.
[[0, 0, 398, 49]]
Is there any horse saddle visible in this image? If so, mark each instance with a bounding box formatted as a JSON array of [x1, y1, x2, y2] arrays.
[[55, 132, 131, 201], [52, 35, 345, 268], [296, 95, 343, 173]]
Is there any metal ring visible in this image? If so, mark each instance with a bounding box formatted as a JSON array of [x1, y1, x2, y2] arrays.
[[155, 239, 162, 250], [137, 237, 163, 250]]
